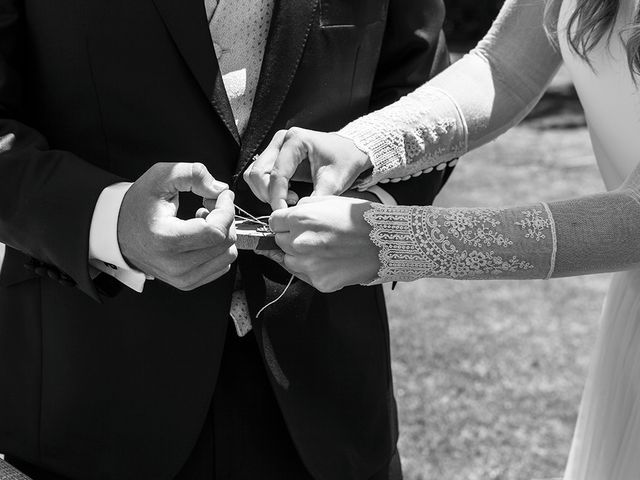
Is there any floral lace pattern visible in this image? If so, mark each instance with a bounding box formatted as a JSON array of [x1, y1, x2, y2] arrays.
[[515, 208, 552, 241], [363, 203, 557, 282], [339, 87, 468, 189]]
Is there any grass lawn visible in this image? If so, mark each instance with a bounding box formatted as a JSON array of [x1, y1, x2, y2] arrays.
[[386, 87, 610, 480]]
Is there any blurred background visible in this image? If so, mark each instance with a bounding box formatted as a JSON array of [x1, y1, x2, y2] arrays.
[[388, 1, 607, 479]]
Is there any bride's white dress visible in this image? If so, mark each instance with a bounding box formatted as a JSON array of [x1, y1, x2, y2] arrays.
[[560, 1, 640, 477], [338, 0, 640, 477]]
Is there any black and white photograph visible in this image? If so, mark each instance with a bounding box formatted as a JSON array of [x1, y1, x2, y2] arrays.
[[0, 0, 638, 478]]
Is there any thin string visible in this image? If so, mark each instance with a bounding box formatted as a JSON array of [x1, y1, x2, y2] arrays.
[[235, 205, 270, 227], [235, 205, 292, 318], [235, 215, 273, 235], [256, 274, 295, 318]]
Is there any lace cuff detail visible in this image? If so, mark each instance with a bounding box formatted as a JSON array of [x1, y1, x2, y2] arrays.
[[339, 87, 468, 189], [0, 458, 32, 479], [363, 202, 557, 283]]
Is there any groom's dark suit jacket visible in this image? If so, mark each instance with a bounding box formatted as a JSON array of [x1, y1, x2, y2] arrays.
[[0, 0, 450, 479]]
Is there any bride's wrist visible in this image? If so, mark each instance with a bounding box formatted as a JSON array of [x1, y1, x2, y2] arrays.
[[331, 132, 373, 178], [353, 146, 373, 178]]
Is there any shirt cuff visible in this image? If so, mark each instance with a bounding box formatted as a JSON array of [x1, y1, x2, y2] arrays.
[[366, 185, 398, 206], [89, 182, 151, 293]]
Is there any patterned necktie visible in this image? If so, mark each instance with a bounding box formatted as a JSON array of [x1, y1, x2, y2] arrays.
[[204, 0, 275, 136]]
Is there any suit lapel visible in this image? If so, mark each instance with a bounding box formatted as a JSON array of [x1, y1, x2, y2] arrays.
[[235, 0, 319, 175], [150, 0, 240, 143]]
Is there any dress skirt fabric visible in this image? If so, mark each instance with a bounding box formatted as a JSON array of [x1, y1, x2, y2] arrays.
[[564, 270, 640, 480]]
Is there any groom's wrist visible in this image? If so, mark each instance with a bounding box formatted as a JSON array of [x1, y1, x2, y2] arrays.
[[88, 182, 150, 293]]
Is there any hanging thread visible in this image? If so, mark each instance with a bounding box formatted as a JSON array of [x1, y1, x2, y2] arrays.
[[256, 274, 295, 318], [234, 205, 295, 318]]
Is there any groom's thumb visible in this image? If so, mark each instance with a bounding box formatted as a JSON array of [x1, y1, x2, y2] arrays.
[[155, 162, 229, 199]]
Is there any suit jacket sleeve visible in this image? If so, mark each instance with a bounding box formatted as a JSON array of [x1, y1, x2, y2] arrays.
[[366, 0, 450, 206], [0, 1, 124, 300]]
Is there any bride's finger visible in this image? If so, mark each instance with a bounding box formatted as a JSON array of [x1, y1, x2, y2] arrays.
[[283, 255, 312, 285], [287, 190, 299, 206], [255, 249, 285, 265], [297, 195, 332, 205], [254, 251, 311, 285], [268, 131, 309, 210], [269, 208, 291, 233], [274, 232, 296, 254], [244, 130, 288, 202]]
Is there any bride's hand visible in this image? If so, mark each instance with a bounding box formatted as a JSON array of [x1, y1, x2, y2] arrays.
[[264, 196, 380, 292], [244, 128, 372, 211]]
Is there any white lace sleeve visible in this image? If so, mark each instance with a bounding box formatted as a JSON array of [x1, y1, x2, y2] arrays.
[[339, 0, 562, 189], [364, 202, 557, 282], [340, 87, 468, 188], [362, 165, 640, 283]]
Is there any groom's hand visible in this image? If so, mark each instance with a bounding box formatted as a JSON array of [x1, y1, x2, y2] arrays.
[[118, 163, 238, 291], [244, 128, 372, 211]]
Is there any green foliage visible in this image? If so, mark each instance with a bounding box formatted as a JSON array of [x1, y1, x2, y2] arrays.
[[444, 0, 505, 46]]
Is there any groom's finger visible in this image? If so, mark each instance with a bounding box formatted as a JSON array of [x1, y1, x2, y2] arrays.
[[185, 265, 232, 291], [195, 207, 210, 219], [162, 217, 234, 252], [204, 190, 236, 234], [255, 249, 285, 265], [155, 162, 229, 199], [174, 251, 236, 291], [161, 190, 236, 252]]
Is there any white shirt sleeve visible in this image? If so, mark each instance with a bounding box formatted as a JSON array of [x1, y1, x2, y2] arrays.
[[89, 182, 151, 293]]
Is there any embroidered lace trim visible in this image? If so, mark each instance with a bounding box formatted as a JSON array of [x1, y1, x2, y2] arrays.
[[363, 202, 556, 282], [339, 87, 468, 189], [0, 459, 32, 479]]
